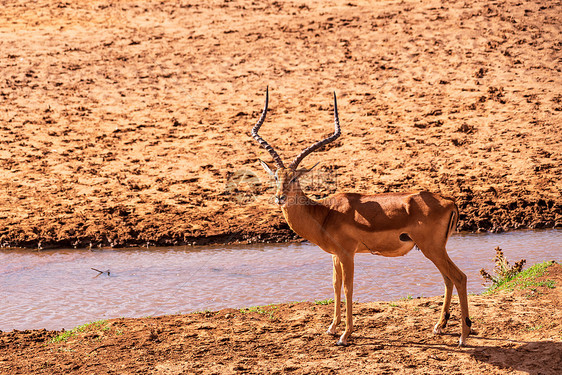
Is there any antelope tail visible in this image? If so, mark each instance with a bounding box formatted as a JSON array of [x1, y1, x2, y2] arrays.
[[446, 204, 459, 241]]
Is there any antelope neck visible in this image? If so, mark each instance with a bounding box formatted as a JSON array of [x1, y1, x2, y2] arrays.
[[280, 183, 329, 246]]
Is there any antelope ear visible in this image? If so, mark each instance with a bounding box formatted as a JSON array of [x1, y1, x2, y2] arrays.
[[299, 161, 320, 176], [291, 162, 320, 182], [259, 159, 275, 176]]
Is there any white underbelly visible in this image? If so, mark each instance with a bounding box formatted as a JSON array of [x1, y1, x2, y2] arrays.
[[355, 231, 415, 257]]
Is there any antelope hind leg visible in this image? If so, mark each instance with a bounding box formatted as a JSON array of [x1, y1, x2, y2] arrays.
[[421, 247, 470, 346], [433, 272, 454, 334], [336, 254, 354, 346], [327, 255, 342, 335]]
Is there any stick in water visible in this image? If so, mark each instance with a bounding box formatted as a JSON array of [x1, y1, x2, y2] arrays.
[[91, 268, 110, 275]]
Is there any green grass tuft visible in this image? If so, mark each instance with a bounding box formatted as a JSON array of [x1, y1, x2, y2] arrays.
[[483, 260, 556, 295], [49, 320, 107, 343], [400, 294, 414, 301], [314, 298, 334, 305], [240, 303, 278, 319]]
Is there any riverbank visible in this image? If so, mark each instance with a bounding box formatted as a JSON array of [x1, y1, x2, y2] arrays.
[[1, 262, 560, 374], [1, 0, 561, 249]]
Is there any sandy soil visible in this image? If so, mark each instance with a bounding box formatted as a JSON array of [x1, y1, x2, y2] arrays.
[[1, 262, 560, 374], [0, 0, 560, 249]]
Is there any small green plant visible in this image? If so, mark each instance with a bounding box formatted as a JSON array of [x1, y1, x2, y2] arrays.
[[240, 304, 278, 319], [49, 320, 107, 343], [400, 294, 413, 301], [247, 306, 262, 313], [314, 298, 334, 305], [480, 246, 526, 290]]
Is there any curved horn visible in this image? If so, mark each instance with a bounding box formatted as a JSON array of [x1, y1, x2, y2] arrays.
[[251, 87, 285, 168], [288, 92, 341, 170]]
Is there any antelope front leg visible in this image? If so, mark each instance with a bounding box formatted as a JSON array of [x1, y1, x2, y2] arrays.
[[327, 255, 342, 335], [336, 254, 355, 346]]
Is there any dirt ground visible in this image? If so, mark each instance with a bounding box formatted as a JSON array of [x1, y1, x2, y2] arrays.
[[0, 262, 559, 374], [0, 0, 560, 249]]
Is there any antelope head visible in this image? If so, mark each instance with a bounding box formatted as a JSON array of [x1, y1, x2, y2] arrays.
[[251, 87, 341, 206]]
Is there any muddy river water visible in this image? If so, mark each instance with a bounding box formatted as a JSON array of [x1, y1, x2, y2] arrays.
[[1, 230, 560, 331]]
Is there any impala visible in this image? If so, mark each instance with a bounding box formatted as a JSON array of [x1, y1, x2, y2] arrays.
[[251, 88, 470, 347]]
